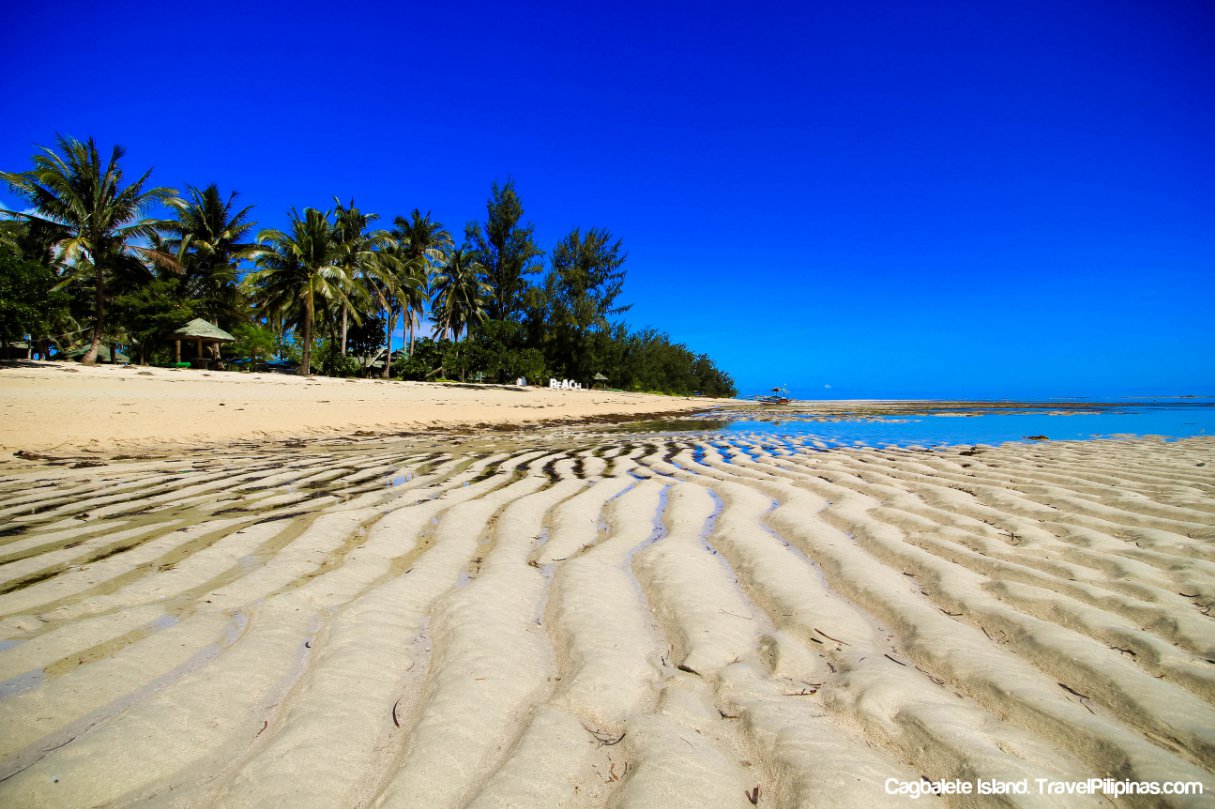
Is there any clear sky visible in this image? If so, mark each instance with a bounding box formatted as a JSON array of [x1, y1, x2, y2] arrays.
[[2, 0, 1212, 398]]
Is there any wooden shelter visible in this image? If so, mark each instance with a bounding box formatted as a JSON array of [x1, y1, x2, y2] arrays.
[[173, 319, 235, 368]]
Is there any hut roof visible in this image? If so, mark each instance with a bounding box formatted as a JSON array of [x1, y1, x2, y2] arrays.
[[173, 319, 235, 342], [593, 372, 609, 381], [61, 345, 130, 363]]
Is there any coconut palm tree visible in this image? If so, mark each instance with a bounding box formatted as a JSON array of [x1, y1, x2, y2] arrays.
[[245, 207, 353, 375], [430, 246, 489, 382], [332, 198, 381, 354], [431, 245, 489, 343], [164, 184, 258, 331], [392, 209, 451, 356], [361, 241, 415, 378], [1, 135, 179, 364]]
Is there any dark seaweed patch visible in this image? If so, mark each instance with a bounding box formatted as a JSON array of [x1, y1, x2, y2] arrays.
[[253, 511, 307, 525], [83, 542, 142, 564], [0, 566, 64, 595]]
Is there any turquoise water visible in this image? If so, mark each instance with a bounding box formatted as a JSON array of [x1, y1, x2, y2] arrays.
[[641, 403, 1215, 448]]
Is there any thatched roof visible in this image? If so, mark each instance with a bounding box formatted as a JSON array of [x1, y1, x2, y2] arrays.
[[61, 345, 130, 363], [593, 372, 609, 381], [173, 319, 235, 342]]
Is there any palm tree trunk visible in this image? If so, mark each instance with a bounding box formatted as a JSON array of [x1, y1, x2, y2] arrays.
[[340, 304, 348, 355], [301, 289, 314, 376], [381, 305, 395, 379], [80, 264, 105, 365]]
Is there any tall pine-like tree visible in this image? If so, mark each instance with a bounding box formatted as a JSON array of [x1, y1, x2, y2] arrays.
[[546, 227, 629, 381], [464, 180, 543, 324]]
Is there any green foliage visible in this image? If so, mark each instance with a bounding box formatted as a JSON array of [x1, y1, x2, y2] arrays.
[[393, 337, 451, 380], [0, 241, 69, 345], [431, 246, 489, 344], [330, 197, 380, 340], [245, 207, 353, 375], [279, 334, 304, 364], [548, 228, 629, 331], [391, 335, 542, 384], [609, 328, 737, 397], [1, 135, 179, 364], [1, 218, 58, 267], [110, 277, 196, 364], [544, 227, 629, 382], [384, 210, 450, 376], [229, 322, 279, 364], [391, 210, 450, 335], [5, 136, 736, 395], [465, 180, 543, 322], [461, 320, 548, 383], [165, 184, 257, 331], [317, 338, 363, 377], [344, 312, 386, 359], [691, 353, 737, 398]]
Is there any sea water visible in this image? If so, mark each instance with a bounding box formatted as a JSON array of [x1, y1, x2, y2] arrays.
[[632, 401, 1215, 448]]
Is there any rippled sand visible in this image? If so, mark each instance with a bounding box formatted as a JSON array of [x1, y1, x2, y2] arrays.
[[0, 433, 1213, 808]]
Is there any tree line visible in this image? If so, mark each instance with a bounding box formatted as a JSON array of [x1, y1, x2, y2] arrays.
[[0, 135, 737, 397]]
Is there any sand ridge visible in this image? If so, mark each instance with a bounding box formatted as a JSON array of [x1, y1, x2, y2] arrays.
[[0, 432, 1212, 807]]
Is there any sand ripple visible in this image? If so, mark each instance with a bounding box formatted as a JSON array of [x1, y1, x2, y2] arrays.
[[0, 435, 1212, 807]]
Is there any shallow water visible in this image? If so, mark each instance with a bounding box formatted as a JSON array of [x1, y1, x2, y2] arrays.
[[628, 402, 1215, 447]]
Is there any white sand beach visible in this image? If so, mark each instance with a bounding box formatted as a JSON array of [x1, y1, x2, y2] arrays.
[[0, 368, 1213, 807], [0, 363, 726, 456]]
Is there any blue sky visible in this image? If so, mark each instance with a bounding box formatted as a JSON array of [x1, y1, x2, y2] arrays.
[[2, 0, 1212, 398]]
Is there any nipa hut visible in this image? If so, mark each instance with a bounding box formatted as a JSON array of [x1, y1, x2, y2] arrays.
[[172, 319, 235, 368], [61, 344, 130, 364]]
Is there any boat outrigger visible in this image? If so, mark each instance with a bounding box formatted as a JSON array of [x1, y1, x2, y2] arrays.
[[753, 386, 792, 405]]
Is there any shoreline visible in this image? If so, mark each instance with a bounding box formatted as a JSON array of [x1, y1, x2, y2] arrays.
[[8, 361, 1209, 461], [0, 361, 738, 458]]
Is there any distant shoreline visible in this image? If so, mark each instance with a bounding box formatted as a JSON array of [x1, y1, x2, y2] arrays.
[[4, 361, 1211, 461]]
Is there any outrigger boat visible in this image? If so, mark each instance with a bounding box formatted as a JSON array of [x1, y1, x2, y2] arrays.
[[753, 386, 792, 405]]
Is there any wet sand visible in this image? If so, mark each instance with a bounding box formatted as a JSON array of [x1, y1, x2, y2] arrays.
[[0, 430, 1212, 807]]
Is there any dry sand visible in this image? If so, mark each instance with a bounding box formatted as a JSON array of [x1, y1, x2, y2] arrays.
[[0, 362, 727, 456], [0, 365, 1214, 807]]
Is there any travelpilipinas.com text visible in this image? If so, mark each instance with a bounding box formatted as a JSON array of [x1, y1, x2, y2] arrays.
[[884, 777, 1205, 799]]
